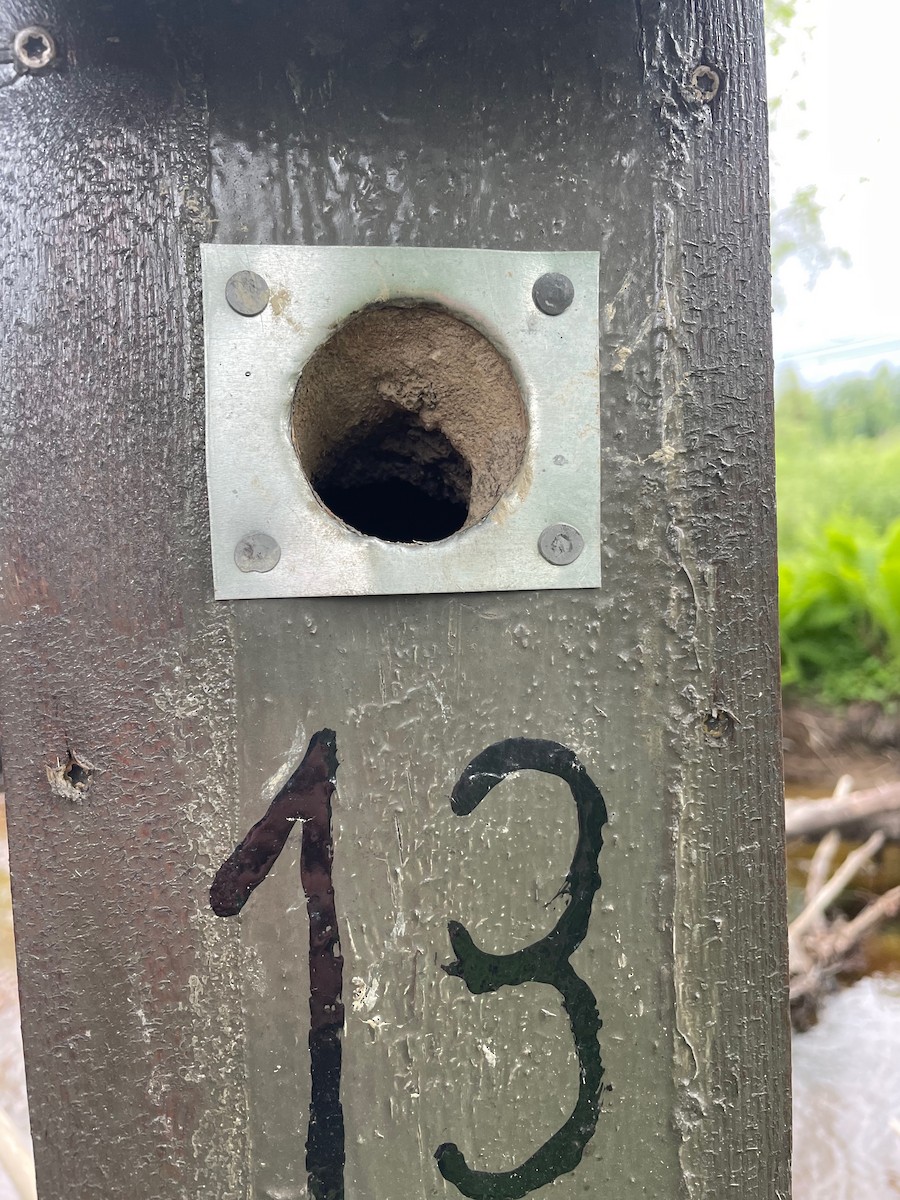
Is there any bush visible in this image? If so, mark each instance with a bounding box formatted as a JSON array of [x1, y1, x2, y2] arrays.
[[780, 519, 900, 705], [777, 365, 900, 706]]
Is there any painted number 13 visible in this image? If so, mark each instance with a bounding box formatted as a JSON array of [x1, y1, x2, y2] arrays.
[[210, 733, 607, 1200]]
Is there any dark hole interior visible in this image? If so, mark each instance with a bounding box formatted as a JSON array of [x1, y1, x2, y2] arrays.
[[64, 759, 92, 790], [313, 411, 472, 543], [24, 35, 48, 59]]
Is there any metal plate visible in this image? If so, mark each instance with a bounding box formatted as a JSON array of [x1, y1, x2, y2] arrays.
[[202, 245, 600, 598]]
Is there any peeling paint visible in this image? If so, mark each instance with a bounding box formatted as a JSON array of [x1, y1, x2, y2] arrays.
[[0, 1, 786, 1198]]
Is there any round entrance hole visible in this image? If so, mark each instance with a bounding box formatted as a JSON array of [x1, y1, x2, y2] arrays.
[[291, 305, 528, 544]]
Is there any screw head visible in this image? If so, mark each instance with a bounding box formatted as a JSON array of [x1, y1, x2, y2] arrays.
[[538, 523, 584, 566], [234, 532, 281, 573], [690, 65, 721, 103], [226, 270, 270, 317], [532, 272, 575, 317], [13, 26, 56, 71]]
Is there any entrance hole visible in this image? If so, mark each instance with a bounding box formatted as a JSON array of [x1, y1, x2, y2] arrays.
[[291, 305, 527, 544]]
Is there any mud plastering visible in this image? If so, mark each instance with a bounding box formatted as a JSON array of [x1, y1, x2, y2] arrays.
[[291, 305, 527, 543]]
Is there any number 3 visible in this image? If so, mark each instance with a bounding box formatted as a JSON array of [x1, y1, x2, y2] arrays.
[[434, 738, 607, 1200]]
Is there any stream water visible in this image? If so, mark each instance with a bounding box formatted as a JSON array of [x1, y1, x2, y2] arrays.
[[788, 820, 900, 1198], [793, 974, 900, 1198]]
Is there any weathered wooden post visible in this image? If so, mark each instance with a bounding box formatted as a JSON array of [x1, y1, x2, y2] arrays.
[[0, 2, 789, 1198]]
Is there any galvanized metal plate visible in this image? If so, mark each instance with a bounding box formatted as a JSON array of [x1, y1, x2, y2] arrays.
[[202, 245, 600, 598]]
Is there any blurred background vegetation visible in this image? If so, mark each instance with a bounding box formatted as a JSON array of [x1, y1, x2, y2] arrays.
[[766, 0, 900, 714], [777, 365, 900, 706], [767, 3, 900, 1196]]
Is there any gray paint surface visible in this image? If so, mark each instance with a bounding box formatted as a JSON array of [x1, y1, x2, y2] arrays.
[[0, 1, 789, 1198]]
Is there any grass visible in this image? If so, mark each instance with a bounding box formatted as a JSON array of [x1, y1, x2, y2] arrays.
[[777, 365, 900, 706]]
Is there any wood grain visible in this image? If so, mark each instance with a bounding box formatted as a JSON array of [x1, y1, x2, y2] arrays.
[[0, 2, 788, 1197]]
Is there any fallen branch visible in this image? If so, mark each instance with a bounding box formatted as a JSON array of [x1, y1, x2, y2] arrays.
[[789, 832, 884, 943], [804, 829, 840, 905], [789, 829, 900, 1031], [830, 885, 900, 959], [785, 780, 900, 842]]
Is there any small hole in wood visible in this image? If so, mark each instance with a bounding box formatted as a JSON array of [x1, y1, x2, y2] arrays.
[[46, 749, 96, 802], [702, 709, 735, 740]]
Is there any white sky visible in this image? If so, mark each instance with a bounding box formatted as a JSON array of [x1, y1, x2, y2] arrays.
[[768, 0, 900, 374]]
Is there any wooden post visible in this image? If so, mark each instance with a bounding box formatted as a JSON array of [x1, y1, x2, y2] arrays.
[[0, 2, 789, 1197]]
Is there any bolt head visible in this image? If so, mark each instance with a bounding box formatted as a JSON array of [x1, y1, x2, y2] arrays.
[[13, 26, 56, 71], [538, 523, 584, 566], [532, 272, 575, 317], [234, 533, 281, 573], [226, 270, 270, 317]]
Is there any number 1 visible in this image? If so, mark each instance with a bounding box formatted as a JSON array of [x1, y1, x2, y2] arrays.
[[210, 729, 345, 1200]]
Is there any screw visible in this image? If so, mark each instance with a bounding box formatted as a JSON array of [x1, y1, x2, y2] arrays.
[[532, 273, 575, 317], [538, 523, 584, 566], [13, 26, 56, 71], [226, 270, 270, 317], [234, 532, 281, 573]]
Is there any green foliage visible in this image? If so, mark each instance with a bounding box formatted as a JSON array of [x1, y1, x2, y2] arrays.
[[776, 366, 900, 556], [765, 6, 889, 706], [778, 363, 900, 441], [770, 187, 851, 311], [777, 368, 900, 705], [780, 520, 900, 705], [764, 0, 798, 55], [764, 2, 850, 310]]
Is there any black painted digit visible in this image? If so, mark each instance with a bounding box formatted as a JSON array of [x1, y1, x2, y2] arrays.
[[210, 729, 345, 1200], [434, 738, 607, 1200]]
